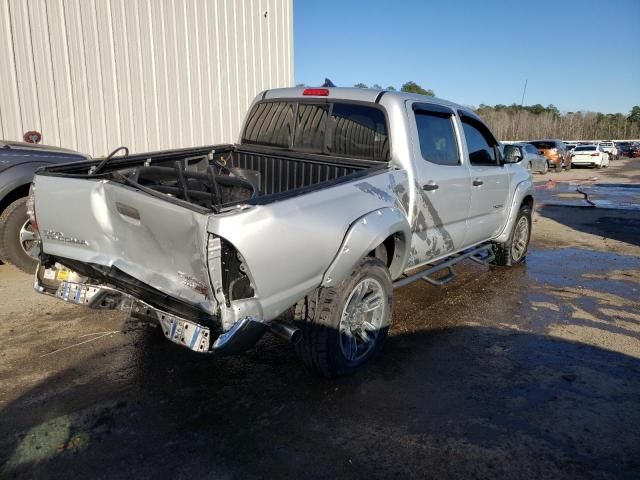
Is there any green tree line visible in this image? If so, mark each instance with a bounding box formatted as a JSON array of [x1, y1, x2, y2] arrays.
[[295, 81, 639, 140], [476, 103, 640, 140]]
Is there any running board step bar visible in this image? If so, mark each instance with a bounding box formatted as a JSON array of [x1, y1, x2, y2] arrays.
[[393, 244, 494, 289]]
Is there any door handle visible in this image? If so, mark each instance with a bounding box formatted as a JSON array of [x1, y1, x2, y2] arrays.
[[423, 182, 439, 191], [472, 179, 484, 186]]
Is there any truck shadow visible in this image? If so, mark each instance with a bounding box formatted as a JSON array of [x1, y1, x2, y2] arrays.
[[1, 323, 638, 479], [536, 204, 640, 246]]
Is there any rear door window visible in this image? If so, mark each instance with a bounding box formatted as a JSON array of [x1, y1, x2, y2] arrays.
[[414, 112, 459, 166]]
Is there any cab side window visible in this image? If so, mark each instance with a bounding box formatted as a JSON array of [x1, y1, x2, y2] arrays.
[[462, 119, 498, 166], [415, 112, 460, 166]]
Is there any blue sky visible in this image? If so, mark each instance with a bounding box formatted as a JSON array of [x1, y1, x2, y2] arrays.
[[294, 0, 640, 114]]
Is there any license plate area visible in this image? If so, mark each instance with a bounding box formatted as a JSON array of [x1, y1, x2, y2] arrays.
[[130, 301, 211, 352], [56, 281, 102, 305], [159, 313, 211, 352]]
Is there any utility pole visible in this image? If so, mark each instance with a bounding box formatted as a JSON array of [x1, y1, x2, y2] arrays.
[[515, 79, 528, 139]]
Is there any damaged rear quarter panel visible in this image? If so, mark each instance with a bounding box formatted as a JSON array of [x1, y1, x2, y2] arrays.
[[207, 169, 410, 321]]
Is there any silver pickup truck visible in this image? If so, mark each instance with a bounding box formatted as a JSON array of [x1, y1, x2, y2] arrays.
[[31, 87, 534, 376]]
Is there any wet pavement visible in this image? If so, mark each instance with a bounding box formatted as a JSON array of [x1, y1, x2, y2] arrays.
[[536, 180, 640, 210], [1, 160, 639, 479]]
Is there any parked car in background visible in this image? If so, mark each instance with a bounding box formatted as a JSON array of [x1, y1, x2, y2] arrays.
[[598, 141, 618, 160], [564, 142, 578, 152], [505, 143, 548, 174], [570, 144, 610, 168], [616, 142, 635, 157], [631, 144, 640, 158], [0, 141, 89, 272], [530, 140, 571, 171]]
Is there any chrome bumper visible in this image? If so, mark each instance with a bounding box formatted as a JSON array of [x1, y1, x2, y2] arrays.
[[34, 269, 266, 355]]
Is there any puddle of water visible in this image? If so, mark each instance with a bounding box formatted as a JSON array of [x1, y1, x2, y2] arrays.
[[536, 181, 640, 210]]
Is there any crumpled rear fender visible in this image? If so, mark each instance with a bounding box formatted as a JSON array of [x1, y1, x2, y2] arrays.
[[321, 207, 411, 287]]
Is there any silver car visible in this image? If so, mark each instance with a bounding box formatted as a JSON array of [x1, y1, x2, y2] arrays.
[[507, 143, 548, 174]]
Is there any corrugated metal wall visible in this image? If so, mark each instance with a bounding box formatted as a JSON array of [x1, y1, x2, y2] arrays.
[[0, 0, 293, 157]]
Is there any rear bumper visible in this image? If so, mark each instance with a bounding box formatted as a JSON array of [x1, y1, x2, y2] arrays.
[[34, 267, 267, 355]]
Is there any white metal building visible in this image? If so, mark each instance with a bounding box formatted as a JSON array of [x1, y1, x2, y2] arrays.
[[0, 0, 293, 157]]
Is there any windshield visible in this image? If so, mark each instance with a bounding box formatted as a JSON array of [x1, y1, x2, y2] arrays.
[[574, 146, 596, 152]]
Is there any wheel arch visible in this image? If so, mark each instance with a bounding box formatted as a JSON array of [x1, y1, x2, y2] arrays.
[[321, 207, 411, 287], [493, 181, 535, 244], [0, 183, 30, 217]]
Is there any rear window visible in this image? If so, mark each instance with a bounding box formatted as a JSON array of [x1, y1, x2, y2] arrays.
[[294, 104, 329, 151], [242, 102, 295, 148], [330, 103, 389, 160], [574, 146, 596, 152], [242, 101, 389, 161], [530, 141, 556, 149]]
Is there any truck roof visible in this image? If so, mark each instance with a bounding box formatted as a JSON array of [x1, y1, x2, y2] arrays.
[[263, 87, 472, 114]]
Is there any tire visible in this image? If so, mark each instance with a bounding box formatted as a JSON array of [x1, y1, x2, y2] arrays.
[[293, 257, 393, 377], [0, 197, 40, 274], [491, 204, 531, 267], [541, 162, 548, 175]]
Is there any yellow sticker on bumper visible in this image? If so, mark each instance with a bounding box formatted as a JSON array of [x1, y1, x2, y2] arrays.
[[56, 270, 69, 281]]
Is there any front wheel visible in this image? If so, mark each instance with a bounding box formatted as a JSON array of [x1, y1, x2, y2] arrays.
[[491, 204, 531, 267], [294, 257, 393, 377]]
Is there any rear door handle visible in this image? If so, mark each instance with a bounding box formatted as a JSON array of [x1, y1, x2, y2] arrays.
[[423, 182, 439, 191], [472, 179, 484, 186]]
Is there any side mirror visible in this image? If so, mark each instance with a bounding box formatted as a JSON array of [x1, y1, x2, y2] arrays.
[[503, 145, 523, 163]]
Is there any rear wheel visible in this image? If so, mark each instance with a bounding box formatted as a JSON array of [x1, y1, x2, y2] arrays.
[[294, 257, 393, 377], [541, 161, 548, 174], [491, 204, 531, 267], [0, 198, 40, 274]]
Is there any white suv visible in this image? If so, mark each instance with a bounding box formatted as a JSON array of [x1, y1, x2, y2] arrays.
[[598, 141, 618, 160], [571, 144, 610, 168]]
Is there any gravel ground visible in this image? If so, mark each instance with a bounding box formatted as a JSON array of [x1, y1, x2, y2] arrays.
[[0, 158, 639, 479]]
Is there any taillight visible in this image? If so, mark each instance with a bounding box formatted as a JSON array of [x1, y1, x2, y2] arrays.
[[302, 88, 329, 96], [590, 153, 599, 156], [26, 182, 38, 232]]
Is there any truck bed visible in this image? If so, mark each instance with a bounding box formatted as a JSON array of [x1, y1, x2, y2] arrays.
[[39, 144, 387, 212]]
